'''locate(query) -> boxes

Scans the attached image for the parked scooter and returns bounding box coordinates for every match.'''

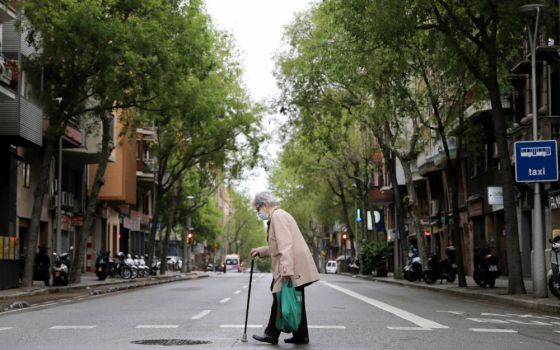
[95,251,111,281]
[114,252,133,279]
[133,254,149,277]
[51,247,73,286]
[125,254,138,278]
[548,236,560,299]
[403,246,422,282]
[52,251,69,286]
[423,246,457,284]
[473,247,501,288]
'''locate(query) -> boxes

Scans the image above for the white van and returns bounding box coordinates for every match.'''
[326,260,337,274]
[224,254,240,273]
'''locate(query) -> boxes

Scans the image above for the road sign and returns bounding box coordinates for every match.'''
[514,140,558,182]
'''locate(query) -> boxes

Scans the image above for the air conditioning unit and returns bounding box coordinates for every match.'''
[61,191,68,206]
[430,200,439,215]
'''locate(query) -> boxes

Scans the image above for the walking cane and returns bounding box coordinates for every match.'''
[241,258,255,342]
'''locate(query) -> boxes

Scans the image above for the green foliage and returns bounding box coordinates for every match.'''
[360,240,392,276]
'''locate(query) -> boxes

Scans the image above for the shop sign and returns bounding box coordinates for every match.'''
[71,215,84,226]
[487,186,503,205]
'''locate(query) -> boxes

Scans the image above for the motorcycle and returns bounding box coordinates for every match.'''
[52,252,69,286]
[548,236,560,299]
[423,246,457,284]
[114,252,133,279]
[403,247,422,282]
[473,247,501,288]
[133,254,149,277]
[125,254,138,278]
[95,251,111,281]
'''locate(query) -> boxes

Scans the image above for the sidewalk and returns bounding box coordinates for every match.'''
[350,273,560,314]
[0,271,208,303]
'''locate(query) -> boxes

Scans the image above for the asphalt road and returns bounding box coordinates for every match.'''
[1,272,559,349]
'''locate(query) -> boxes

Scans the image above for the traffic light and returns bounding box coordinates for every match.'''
[342,233,347,241]
[187,231,193,244]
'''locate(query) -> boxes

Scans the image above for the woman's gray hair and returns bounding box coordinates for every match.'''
[252,191,280,207]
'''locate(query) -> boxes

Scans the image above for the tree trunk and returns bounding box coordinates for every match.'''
[70,112,114,284]
[159,179,183,274]
[400,158,428,269]
[22,137,57,287]
[385,148,406,279]
[146,171,163,270]
[486,76,526,294]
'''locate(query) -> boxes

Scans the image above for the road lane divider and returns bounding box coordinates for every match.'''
[49,325,97,329]
[220,297,231,303]
[0,327,13,331]
[320,281,448,330]
[469,328,517,333]
[192,310,211,320]
[136,325,179,329]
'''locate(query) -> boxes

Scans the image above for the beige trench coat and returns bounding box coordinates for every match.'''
[254,208,320,293]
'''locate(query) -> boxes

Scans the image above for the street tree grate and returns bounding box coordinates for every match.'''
[131,339,212,346]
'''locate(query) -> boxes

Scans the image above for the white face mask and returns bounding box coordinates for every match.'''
[257,210,269,221]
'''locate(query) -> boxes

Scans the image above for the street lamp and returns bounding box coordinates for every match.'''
[520,3,547,297]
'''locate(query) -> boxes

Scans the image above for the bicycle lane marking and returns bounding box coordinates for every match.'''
[320,281,449,330]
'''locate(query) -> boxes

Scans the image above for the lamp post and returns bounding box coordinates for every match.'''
[182,195,194,273]
[520,3,547,298]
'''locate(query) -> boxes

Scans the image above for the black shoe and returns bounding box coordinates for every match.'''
[252,334,278,344]
[284,337,309,344]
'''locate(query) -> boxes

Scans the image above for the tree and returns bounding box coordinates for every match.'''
[19,0,186,286]
[414,0,527,294]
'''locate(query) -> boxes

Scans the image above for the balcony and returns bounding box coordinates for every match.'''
[0,1,16,22]
[368,187,393,205]
[464,97,511,120]
[0,94,42,146]
[2,19,36,58]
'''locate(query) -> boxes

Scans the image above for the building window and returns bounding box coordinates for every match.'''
[23,162,31,188]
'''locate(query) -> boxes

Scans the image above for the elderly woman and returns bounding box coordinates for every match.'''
[250,191,320,345]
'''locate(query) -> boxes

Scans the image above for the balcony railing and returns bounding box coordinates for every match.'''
[2,19,36,58]
[0,95,42,146]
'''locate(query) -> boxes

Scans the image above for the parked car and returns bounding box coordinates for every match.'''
[326,260,337,274]
[224,254,241,273]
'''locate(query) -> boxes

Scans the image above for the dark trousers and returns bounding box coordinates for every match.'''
[264,281,308,339]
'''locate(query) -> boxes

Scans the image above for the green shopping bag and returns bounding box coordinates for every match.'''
[274,280,302,332]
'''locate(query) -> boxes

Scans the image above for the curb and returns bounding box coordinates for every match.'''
[0,273,208,302]
[346,273,560,314]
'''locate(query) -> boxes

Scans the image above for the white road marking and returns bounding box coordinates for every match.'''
[387,327,432,331]
[60,299,73,303]
[320,281,448,330]
[192,310,212,320]
[219,324,345,329]
[467,318,510,324]
[0,327,13,331]
[555,331,560,334]
[481,312,549,320]
[220,297,231,303]
[136,325,179,329]
[234,290,241,295]
[242,285,248,289]
[469,328,518,333]
[507,319,552,326]
[437,310,464,315]
[50,325,97,329]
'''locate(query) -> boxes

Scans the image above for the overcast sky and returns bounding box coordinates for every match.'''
[204,0,316,199]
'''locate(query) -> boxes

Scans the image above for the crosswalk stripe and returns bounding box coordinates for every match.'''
[469,328,517,333]
[50,325,96,329]
[320,281,448,330]
[0,327,13,331]
[220,297,231,303]
[387,327,432,331]
[136,325,179,329]
[308,325,346,329]
[220,325,262,328]
[192,310,211,320]
[234,290,241,295]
